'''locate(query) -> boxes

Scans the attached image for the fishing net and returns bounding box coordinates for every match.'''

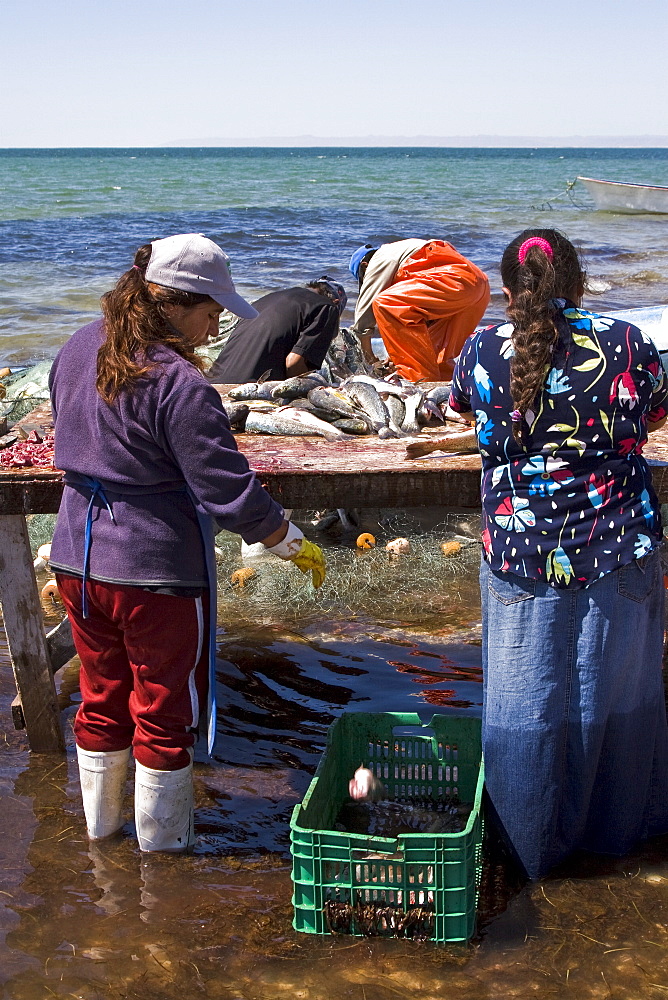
[215,511,482,631]
[1,361,53,401]
[26,514,58,553]
[197,313,241,369]
[0,396,50,429]
[20,504,483,633]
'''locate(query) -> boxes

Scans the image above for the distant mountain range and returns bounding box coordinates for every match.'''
[162,135,668,148]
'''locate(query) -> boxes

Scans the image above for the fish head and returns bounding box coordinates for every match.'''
[229,383,257,400]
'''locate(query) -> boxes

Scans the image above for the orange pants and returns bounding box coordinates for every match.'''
[372,241,490,382]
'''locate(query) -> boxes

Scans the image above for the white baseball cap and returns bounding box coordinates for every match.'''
[145,233,258,319]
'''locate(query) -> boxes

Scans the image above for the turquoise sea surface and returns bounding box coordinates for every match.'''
[1,146,667,364]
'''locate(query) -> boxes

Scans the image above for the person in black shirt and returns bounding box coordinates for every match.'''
[206,278,347,383]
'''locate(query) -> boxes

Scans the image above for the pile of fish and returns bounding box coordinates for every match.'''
[225,372,452,441]
[335,796,472,837]
[218,326,454,441]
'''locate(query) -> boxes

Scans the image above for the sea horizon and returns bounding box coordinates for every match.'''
[1,136,668,150]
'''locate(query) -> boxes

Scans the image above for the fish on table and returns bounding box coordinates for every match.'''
[222,402,250,428]
[219,343,458,441]
[228,379,284,401]
[307,386,372,427]
[339,381,397,438]
[332,417,370,434]
[244,406,349,442]
[270,372,329,399]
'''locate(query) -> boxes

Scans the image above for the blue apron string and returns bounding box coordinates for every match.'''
[187,490,218,756]
[81,477,115,620]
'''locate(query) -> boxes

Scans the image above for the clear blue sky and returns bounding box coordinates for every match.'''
[2,0,667,146]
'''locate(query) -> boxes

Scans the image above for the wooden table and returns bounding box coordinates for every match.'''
[3,390,668,752]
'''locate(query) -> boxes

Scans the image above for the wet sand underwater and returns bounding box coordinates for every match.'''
[2,513,668,998]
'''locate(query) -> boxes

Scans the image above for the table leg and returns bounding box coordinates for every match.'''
[0,514,64,752]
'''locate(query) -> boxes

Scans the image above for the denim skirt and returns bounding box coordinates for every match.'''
[480,549,668,879]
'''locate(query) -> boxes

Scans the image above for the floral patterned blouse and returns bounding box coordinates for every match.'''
[450,299,668,588]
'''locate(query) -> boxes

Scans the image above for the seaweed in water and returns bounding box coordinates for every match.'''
[323,894,435,941]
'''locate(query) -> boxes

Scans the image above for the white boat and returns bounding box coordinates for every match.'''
[577,176,668,214]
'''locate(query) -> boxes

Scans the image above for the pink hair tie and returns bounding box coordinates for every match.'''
[510,409,523,422]
[518,237,553,265]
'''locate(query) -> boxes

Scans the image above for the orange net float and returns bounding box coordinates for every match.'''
[356,533,376,551]
[40,579,61,603]
[440,540,463,558]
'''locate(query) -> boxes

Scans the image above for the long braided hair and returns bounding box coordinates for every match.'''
[97,243,210,404]
[501,228,585,445]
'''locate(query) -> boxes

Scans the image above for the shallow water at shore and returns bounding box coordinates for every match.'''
[2,536,668,999]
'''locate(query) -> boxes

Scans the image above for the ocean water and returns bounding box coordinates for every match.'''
[1,146,668,365]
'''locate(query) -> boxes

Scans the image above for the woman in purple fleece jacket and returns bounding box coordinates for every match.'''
[49,234,325,853]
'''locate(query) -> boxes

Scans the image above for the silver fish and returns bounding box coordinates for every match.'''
[271,373,329,399]
[336,798,471,837]
[426,384,452,407]
[346,374,410,398]
[245,408,347,441]
[276,406,351,441]
[289,399,341,422]
[223,402,249,428]
[401,394,422,434]
[342,381,394,435]
[382,394,407,437]
[308,386,371,424]
[228,380,284,401]
[418,399,445,426]
[349,766,386,802]
[332,417,371,434]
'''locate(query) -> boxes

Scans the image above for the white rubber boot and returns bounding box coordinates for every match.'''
[77,745,131,840]
[134,758,194,853]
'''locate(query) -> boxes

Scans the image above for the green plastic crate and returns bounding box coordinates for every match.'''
[290,711,484,944]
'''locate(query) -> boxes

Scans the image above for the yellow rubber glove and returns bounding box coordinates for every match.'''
[264,521,326,589]
[289,538,326,589]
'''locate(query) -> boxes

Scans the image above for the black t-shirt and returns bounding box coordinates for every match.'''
[206,287,338,383]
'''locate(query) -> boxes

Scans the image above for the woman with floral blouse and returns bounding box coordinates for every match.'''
[449,228,668,879]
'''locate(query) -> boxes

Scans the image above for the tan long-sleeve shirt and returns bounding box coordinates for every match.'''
[351,239,429,335]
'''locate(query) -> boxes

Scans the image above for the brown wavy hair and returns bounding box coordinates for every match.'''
[501,228,585,445]
[97,243,210,403]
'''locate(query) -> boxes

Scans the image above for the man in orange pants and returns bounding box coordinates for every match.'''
[349,239,490,382]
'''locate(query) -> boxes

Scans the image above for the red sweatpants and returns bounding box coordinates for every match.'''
[372,241,490,382]
[57,575,209,771]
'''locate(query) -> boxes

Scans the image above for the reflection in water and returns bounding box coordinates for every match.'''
[2,556,668,998]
